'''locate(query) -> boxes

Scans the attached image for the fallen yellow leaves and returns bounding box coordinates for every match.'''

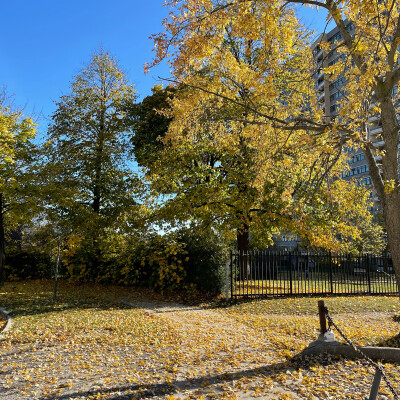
[1,281,399,399]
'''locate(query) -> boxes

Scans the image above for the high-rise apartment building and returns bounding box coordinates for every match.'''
[274,23,388,249]
[311,24,381,214]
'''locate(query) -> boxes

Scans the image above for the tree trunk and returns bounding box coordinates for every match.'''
[91,118,105,275]
[92,151,102,214]
[367,93,400,290]
[0,194,4,287]
[237,223,250,280]
[53,236,61,301]
[92,118,104,214]
[384,197,400,290]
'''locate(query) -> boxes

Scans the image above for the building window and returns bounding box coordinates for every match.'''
[350,153,365,163]
[329,31,342,44]
[330,91,344,102]
[330,104,340,113]
[312,46,321,57]
[328,54,346,66]
[329,77,347,90]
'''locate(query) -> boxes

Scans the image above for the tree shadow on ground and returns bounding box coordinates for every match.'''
[38,362,289,400]
[0,297,135,319]
[375,333,400,348]
[369,314,400,348]
[37,353,343,400]
[0,281,157,319]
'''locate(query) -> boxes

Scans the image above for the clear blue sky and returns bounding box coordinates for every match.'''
[0,1,329,136]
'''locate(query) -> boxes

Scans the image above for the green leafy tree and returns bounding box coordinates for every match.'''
[0,90,38,285]
[44,50,141,279]
[131,85,176,168]
[348,217,386,255]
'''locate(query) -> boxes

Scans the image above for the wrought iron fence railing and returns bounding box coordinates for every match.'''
[230,251,398,299]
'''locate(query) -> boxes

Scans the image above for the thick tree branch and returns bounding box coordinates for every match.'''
[388,66,400,90]
[329,4,367,74]
[374,0,397,59]
[364,143,385,204]
[388,14,400,70]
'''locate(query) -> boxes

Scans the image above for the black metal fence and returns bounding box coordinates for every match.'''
[230,251,399,299]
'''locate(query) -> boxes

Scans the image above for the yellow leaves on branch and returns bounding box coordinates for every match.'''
[384,179,397,194]
[0,107,36,166]
[146,0,394,251]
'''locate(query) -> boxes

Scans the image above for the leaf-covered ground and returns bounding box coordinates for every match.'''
[1,281,400,399]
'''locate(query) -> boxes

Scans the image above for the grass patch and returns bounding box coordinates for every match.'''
[227,296,400,315]
[232,278,398,297]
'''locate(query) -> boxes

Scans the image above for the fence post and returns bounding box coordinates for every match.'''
[289,251,293,295]
[318,300,327,334]
[329,251,334,294]
[366,253,371,294]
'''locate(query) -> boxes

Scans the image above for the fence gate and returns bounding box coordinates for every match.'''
[230,251,398,299]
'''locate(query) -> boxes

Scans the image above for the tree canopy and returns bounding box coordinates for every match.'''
[0,89,38,285]
[44,50,143,279]
[148,0,378,253]
[131,85,176,168]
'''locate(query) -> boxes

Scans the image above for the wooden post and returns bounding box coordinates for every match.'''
[368,368,382,400]
[318,300,327,334]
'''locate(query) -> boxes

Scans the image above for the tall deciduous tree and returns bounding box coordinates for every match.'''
[151,1,400,286]
[44,50,140,279]
[0,90,38,286]
[149,2,375,260]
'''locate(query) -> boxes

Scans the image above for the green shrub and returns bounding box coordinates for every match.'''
[5,249,53,280]
[46,226,229,294]
[177,228,228,294]
[117,228,228,294]
[117,233,188,290]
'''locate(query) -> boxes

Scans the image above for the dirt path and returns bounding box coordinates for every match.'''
[127,300,306,399]
[0,298,307,400]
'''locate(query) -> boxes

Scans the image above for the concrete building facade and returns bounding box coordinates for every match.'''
[311,23,382,215]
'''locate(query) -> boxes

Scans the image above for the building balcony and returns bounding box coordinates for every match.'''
[369,101,378,110]
[373,140,385,148]
[369,126,383,135]
[317,80,325,90]
[368,114,380,123]
[316,49,324,60]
